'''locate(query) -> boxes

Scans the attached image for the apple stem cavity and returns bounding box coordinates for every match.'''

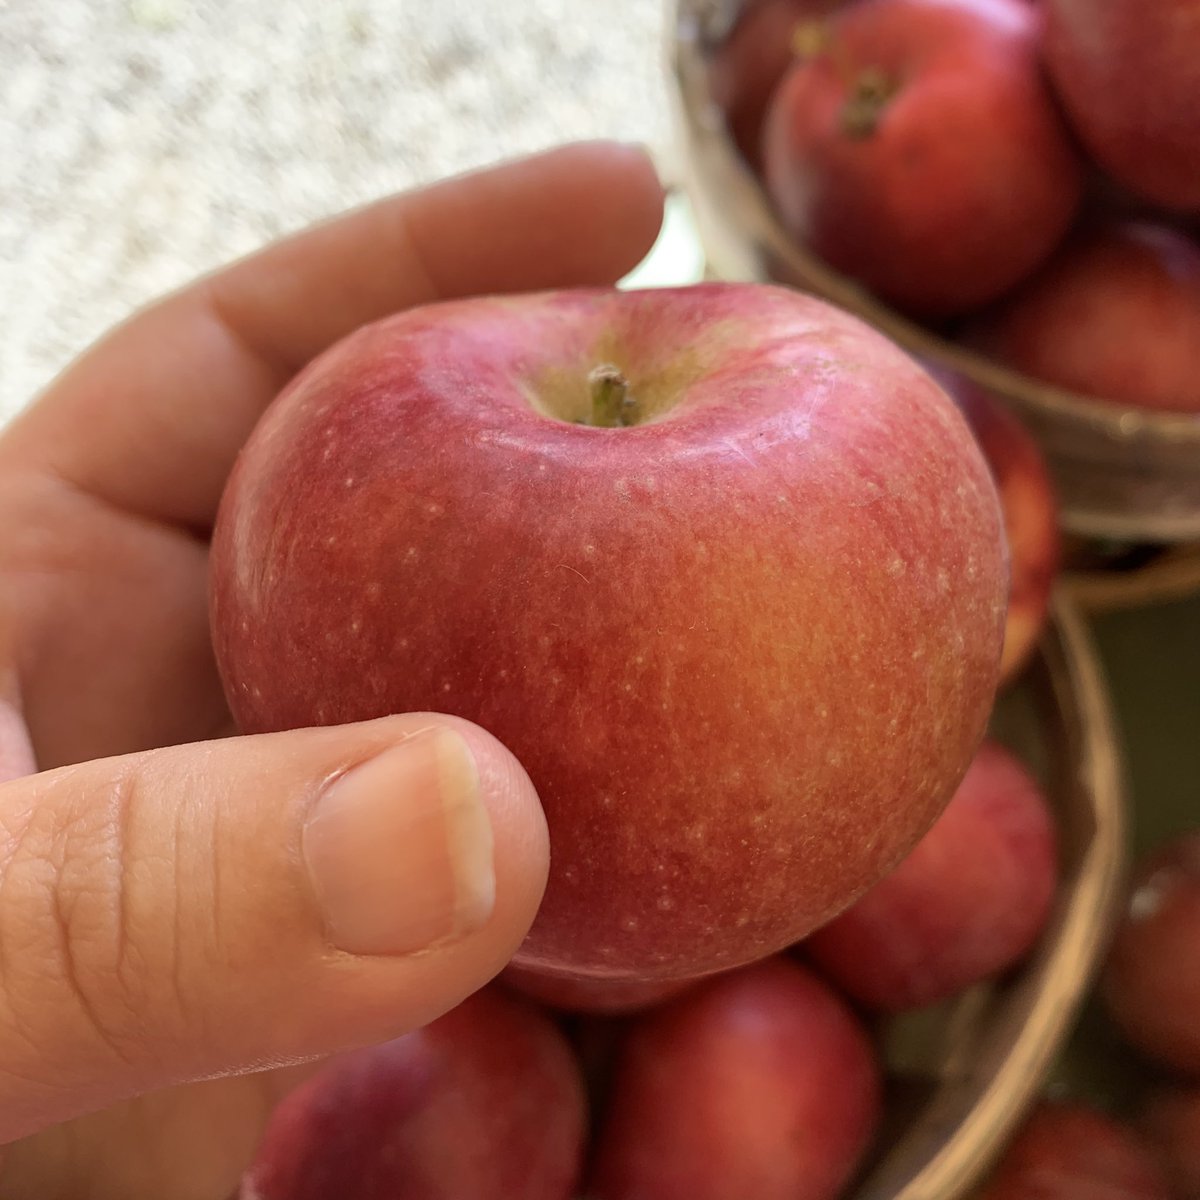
[587,364,640,428]
[840,68,897,139]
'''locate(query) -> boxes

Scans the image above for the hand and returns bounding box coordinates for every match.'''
[0,141,664,1197]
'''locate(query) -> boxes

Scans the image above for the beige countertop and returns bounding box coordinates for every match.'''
[1,0,679,423]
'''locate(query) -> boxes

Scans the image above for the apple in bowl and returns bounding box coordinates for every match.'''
[209,282,1007,984]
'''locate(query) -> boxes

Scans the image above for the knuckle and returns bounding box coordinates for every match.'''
[0,762,171,1068]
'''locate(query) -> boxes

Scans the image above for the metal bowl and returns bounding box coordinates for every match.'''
[666,0,1200,545]
[840,590,1127,1199]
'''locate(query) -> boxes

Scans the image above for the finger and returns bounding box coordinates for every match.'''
[0,714,549,1141]
[3,141,664,532]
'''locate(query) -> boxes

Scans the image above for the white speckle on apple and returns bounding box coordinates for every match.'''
[735,914,750,928]
[441,682,452,693]
[343,476,355,488]
[349,619,362,634]
[621,916,639,932]
[614,477,630,498]
[398,637,409,650]
[321,446,333,461]
[887,557,905,576]
[657,894,676,912]
[365,582,381,600]
[686,823,708,843]
[252,686,262,699]
[404,547,418,562]
[623,683,633,693]
[498,668,509,680]
[426,502,443,517]
[818,705,829,719]
[240,619,249,632]
[324,534,337,547]
[937,569,951,592]
[601,795,614,809]
[583,544,597,556]
[827,749,844,766]
[564,867,578,883]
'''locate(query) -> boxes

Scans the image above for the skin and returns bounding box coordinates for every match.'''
[762,0,1083,317]
[0,142,663,1199]
[209,282,1009,983]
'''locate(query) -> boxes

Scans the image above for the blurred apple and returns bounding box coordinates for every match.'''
[241,987,586,1200]
[967,221,1200,413]
[1142,1088,1200,1200]
[1043,0,1200,211]
[710,0,843,170]
[762,0,1083,317]
[587,958,881,1200]
[210,282,1007,984]
[805,739,1057,1011]
[927,365,1060,683]
[1103,832,1200,1075]
[977,1103,1172,1200]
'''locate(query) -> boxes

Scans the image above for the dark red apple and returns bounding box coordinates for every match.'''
[967,221,1200,413]
[709,0,843,170]
[587,958,881,1200]
[804,738,1057,1011]
[761,0,1084,317]
[1102,832,1200,1075]
[976,1103,1173,1200]
[240,986,586,1200]
[1043,0,1200,212]
[927,365,1061,683]
[1142,1088,1200,1200]
[210,283,1008,983]
[502,963,697,1015]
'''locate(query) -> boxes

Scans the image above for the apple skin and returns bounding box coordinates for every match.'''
[1142,1089,1200,1200]
[967,221,1200,414]
[501,963,698,1015]
[927,365,1060,684]
[210,282,1007,983]
[240,986,586,1200]
[1102,832,1200,1075]
[761,0,1084,318]
[804,738,1057,1011]
[1043,0,1200,212]
[976,1103,1173,1200]
[710,0,843,171]
[586,958,881,1200]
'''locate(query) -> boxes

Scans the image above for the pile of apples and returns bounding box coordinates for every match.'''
[713,0,1200,415]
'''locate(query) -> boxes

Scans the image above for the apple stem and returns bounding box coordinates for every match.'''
[588,364,638,427]
[840,68,896,139]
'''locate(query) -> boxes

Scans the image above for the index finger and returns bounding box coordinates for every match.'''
[3,142,665,532]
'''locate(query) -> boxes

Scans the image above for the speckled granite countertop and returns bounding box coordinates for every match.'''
[1,0,679,424]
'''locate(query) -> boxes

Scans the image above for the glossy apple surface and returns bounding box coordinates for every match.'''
[762,0,1083,317]
[210,282,1007,982]
[1102,832,1200,1074]
[968,221,1200,413]
[928,365,1060,683]
[805,738,1057,1010]
[977,1103,1172,1200]
[502,963,697,1015]
[241,987,586,1200]
[1043,0,1200,211]
[587,958,881,1200]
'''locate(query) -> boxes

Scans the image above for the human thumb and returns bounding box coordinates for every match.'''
[0,713,549,1142]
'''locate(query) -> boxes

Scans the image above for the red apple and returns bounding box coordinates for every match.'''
[804,738,1057,1011]
[587,958,881,1200]
[241,986,586,1200]
[967,221,1200,413]
[1142,1088,1200,1200]
[710,0,844,170]
[1102,832,1200,1075]
[1043,0,1200,212]
[976,1103,1173,1200]
[927,365,1061,683]
[761,0,1084,317]
[502,963,698,1015]
[210,282,1008,983]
